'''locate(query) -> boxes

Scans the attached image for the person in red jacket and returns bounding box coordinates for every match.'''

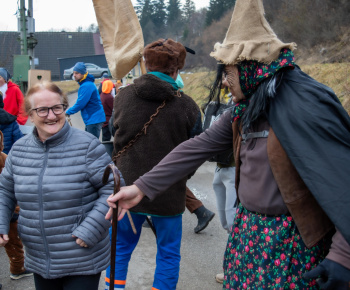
[0,68,28,125]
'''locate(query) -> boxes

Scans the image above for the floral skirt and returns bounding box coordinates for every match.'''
[223,204,330,289]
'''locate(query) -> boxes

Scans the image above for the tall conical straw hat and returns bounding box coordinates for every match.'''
[210,0,296,65]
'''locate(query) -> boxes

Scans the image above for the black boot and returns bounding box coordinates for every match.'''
[193,206,215,233]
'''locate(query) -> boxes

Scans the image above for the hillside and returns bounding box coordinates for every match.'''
[181,63,350,116]
[54,63,349,116]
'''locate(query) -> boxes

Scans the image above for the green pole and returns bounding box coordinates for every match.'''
[20,0,27,55]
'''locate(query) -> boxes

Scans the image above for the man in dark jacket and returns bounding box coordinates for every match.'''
[105,39,202,290]
[66,62,106,139]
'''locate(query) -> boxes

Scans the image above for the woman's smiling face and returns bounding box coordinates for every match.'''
[29,89,66,142]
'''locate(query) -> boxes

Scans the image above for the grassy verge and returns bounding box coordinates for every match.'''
[53,63,350,115]
[181,63,350,115]
[53,79,103,96]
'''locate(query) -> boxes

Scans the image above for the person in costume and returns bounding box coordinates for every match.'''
[105,38,203,290]
[106,1,350,289]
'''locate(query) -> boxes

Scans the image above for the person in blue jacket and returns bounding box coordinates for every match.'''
[66,62,106,139]
[0,92,23,154]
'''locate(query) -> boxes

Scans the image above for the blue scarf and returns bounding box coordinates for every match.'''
[148,72,179,90]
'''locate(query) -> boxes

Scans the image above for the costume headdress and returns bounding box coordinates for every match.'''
[210,0,297,121]
[210,0,296,65]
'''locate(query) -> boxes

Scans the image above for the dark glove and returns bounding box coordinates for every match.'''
[303,258,350,289]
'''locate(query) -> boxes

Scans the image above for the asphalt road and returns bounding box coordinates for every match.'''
[0,92,228,290]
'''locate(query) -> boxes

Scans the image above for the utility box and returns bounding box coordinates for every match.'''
[28,69,51,88]
[13,55,30,83]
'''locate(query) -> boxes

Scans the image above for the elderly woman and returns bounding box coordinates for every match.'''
[0,81,123,290]
[106,1,350,289]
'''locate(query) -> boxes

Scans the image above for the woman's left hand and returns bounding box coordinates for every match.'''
[72,235,88,248]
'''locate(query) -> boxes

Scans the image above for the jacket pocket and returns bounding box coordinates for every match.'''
[71,213,86,232]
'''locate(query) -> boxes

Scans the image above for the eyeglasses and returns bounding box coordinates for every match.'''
[31,104,67,117]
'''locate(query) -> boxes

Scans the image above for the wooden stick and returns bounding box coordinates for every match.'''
[102,164,121,290]
[140,58,147,75]
[127,210,137,234]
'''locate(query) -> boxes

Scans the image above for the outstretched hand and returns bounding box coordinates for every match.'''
[105,185,145,221]
[303,258,350,289]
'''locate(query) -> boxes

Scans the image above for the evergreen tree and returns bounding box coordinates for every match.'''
[167,0,183,40]
[205,0,235,27]
[182,0,196,41]
[135,0,155,43]
[151,0,167,37]
[135,0,146,18]
[139,0,154,28]
[183,0,196,22]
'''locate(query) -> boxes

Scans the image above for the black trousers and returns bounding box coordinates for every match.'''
[33,272,101,290]
[102,126,112,142]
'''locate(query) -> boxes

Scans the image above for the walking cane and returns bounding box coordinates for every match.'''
[103,164,121,290]
[103,164,137,290]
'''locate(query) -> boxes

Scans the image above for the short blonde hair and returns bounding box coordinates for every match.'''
[25,81,69,115]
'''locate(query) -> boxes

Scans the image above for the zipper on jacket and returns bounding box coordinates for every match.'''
[38,144,51,277]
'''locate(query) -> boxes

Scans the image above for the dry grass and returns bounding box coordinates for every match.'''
[181,63,350,115]
[53,79,104,96]
[301,63,350,115]
[54,63,350,116]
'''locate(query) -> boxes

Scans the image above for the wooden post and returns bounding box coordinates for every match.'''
[139,58,147,75]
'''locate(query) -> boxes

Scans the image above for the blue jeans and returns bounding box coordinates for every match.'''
[106,213,182,290]
[85,122,103,139]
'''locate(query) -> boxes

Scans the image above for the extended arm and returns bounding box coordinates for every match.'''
[106,110,234,220]
[66,85,92,115]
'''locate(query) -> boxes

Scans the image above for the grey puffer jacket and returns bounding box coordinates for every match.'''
[0,121,123,279]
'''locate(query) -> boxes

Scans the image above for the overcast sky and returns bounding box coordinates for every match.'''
[0,0,209,32]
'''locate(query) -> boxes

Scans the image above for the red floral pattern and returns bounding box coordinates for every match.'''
[232,48,295,122]
[223,204,330,289]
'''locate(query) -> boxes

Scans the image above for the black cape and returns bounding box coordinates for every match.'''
[268,66,350,245]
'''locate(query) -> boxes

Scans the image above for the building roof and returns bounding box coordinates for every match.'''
[0,31,105,80]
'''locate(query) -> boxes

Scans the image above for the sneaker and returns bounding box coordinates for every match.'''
[215,273,224,284]
[10,270,33,280]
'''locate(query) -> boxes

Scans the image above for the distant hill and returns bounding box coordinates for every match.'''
[181,63,350,116]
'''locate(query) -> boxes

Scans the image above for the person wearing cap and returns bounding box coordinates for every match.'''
[66,62,106,139]
[106,1,350,289]
[0,68,28,125]
[115,79,123,95]
[100,80,114,141]
[98,72,115,96]
[105,38,203,290]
